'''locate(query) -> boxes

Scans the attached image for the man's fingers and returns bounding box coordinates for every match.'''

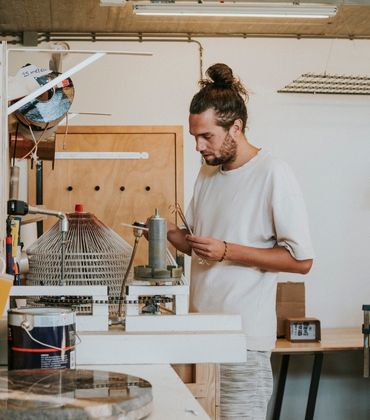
[190,242,210,253]
[186,235,210,245]
[186,235,224,261]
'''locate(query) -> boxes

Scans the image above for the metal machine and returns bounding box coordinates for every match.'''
[7,199,68,285]
[6,201,189,333]
[125,209,188,321]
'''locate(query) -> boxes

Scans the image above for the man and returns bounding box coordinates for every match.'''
[167,63,314,419]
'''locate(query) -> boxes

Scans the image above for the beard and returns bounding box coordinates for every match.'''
[203,133,237,166]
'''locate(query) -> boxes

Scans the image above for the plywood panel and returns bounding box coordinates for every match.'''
[173,363,219,420]
[193,364,218,420]
[28,125,183,266]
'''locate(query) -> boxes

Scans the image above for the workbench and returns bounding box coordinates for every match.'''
[0,314,246,419]
[272,328,363,420]
[82,364,211,419]
[0,364,210,419]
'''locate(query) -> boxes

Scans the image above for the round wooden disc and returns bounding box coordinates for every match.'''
[0,368,153,419]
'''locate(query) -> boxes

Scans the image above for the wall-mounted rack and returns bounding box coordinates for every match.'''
[278,73,370,95]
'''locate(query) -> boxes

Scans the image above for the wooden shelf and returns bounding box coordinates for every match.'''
[274,327,363,353]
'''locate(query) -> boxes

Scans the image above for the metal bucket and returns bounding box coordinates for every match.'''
[8,307,76,370]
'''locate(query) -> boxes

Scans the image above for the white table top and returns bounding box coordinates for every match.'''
[82,364,211,420]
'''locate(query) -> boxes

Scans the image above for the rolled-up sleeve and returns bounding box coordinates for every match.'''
[271,163,314,260]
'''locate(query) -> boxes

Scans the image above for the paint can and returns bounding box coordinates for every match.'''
[8,307,76,370]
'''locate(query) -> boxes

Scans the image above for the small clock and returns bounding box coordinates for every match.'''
[285,317,321,342]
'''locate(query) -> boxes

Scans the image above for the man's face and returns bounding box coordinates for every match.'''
[189,108,237,167]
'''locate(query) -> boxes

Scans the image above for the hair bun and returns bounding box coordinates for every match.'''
[206,63,234,88]
[200,63,247,98]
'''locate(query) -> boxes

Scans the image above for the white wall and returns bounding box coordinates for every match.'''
[7,37,370,418]
[201,38,370,330]
[9,37,370,329]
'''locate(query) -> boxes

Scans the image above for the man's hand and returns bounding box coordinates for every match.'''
[166,223,192,256]
[186,234,226,262]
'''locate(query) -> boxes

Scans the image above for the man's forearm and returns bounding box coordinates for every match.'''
[186,234,312,274]
[225,243,313,274]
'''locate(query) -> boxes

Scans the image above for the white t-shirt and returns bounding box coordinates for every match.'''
[186,149,314,351]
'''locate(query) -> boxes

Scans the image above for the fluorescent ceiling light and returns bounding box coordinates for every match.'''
[100,0,127,6]
[133,2,338,18]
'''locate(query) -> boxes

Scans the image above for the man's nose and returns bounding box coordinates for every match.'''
[196,139,206,152]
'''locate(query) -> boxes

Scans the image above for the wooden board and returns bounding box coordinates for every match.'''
[2,2,370,38]
[28,125,183,265]
[173,363,219,420]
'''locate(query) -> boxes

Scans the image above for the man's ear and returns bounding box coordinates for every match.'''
[231,118,243,136]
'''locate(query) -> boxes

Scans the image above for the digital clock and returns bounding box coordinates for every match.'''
[285,317,321,342]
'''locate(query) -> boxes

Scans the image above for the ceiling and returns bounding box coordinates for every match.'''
[1,0,370,43]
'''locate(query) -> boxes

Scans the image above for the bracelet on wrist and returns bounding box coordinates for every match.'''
[219,241,228,262]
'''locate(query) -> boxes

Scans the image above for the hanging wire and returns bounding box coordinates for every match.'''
[323,38,335,76]
[62,112,69,150]
[16,123,50,161]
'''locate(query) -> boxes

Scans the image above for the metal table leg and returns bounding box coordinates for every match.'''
[305,352,324,420]
[272,354,290,420]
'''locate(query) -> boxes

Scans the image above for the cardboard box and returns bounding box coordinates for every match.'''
[276,282,305,338]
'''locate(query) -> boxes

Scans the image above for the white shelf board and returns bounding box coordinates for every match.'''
[76,329,246,365]
[125,313,242,332]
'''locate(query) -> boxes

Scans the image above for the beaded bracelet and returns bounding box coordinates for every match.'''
[219,241,228,262]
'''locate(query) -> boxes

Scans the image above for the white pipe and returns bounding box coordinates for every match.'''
[8,48,152,55]
[55,152,149,160]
